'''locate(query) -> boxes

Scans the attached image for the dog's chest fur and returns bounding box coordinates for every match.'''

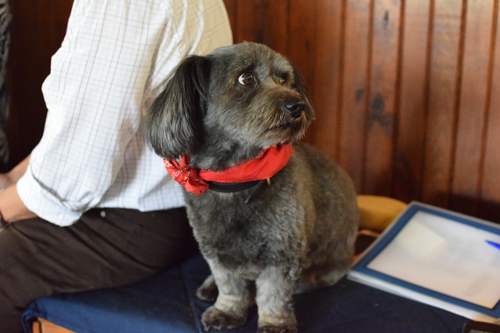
[184,155,308,277]
[181,142,358,288]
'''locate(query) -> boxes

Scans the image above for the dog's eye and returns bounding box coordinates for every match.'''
[238,72,255,86]
[279,77,286,85]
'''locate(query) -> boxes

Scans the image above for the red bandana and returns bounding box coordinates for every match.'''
[164,145,293,195]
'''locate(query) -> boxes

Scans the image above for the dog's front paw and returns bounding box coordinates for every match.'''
[257,324,298,333]
[197,275,218,301]
[202,305,247,331]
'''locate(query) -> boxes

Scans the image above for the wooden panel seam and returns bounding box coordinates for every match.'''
[448,0,467,202]
[477,0,500,202]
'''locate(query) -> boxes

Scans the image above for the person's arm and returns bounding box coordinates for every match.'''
[15,0,189,226]
[0,155,30,191]
[0,184,36,223]
[12,0,231,227]
[0,155,36,223]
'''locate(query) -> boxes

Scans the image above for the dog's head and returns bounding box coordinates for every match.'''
[146,42,314,167]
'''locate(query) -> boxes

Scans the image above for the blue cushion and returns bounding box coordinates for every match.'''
[23,253,467,333]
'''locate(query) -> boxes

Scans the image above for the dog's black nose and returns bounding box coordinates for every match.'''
[284,101,305,118]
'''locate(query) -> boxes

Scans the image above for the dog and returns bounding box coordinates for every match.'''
[146,42,359,333]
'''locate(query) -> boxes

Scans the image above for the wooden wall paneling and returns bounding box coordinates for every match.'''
[308,0,344,160]
[421,0,463,208]
[287,0,317,144]
[7,1,40,165]
[479,0,500,223]
[287,0,316,74]
[450,0,496,216]
[338,0,372,192]
[363,0,402,196]
[222,0,237,40]
[6,0,73,166]
[55,0,74,37]
[7,0,500,217]
[233,0,289,55]
[34,0,55,78]
[393,0,431,203]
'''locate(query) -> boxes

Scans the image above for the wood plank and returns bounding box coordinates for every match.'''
[222,0,237,42]
[479,0,500,223]
[308,0,344,160]
[450,0,495,216]
[288,0,316,144]
[6,0,73,167]
[6,1,44,165]
[393,0,431,203]
[363,0,402,196]
[234,0,289,54]
[34,318,76,333]
[36,0,55,65]
[421,0,463,208]
[338,0,372,192]
[287,0,316,82]
[55,0,75,41]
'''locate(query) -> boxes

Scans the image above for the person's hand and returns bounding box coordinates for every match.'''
[0,173,13,193]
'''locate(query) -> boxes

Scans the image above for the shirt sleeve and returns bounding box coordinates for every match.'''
[16,0,211,226]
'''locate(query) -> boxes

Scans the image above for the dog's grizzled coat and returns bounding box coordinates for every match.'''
[146,42,359,333]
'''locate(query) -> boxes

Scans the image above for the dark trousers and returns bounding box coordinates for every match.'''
[0,207,197,333]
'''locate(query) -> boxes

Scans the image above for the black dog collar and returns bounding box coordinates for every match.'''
[206,180,261,193]
[206,178,271,204]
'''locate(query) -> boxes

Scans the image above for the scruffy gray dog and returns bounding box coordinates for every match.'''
[146,42,359,333]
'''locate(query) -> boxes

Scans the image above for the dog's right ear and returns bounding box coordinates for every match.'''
[146,55,210,160]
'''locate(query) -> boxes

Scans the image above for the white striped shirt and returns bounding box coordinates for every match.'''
[16,0,232,226]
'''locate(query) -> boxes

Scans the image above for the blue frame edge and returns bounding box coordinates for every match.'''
[352,201,500,318]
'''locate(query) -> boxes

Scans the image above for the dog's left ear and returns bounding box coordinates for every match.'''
[146,55,210,160]
[292,64,315,119]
